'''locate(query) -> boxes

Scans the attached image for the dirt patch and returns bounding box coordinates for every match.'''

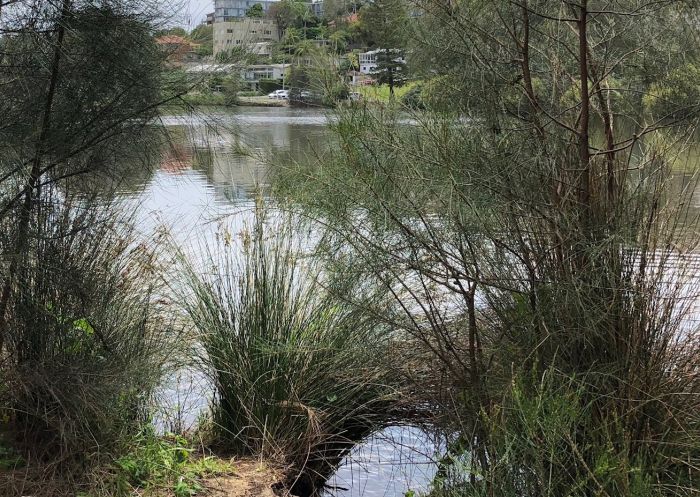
[204,459,285,497]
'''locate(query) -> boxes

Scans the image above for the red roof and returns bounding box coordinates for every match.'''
[155,35,191,45]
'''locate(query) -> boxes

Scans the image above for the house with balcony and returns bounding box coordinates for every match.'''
[358,49,406,75]
[214,0,279,21]
[242,63,290,89]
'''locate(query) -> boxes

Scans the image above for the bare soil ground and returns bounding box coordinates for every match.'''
[203,459,284,497]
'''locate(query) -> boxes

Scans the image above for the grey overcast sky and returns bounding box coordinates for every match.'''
[181,0,214,28]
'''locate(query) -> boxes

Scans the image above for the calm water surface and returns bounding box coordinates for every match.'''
[112,106,439,497]
[115,106,700,497]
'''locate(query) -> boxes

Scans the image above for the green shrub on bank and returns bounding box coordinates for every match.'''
[401,83,424,109]
[278,101,700,497]
[104,427,232,497]
[178,209,401,488]
[180,91,226,106]
[0,199,178,463]
[432,367,693,497]
[644,63,700,119]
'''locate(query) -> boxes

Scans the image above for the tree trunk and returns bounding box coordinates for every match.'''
[0,0,72,354]
[576,1,591,217]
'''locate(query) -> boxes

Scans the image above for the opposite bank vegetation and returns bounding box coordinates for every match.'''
[0,1,699,497]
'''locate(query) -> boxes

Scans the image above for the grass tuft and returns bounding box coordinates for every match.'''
[177,207,402,491]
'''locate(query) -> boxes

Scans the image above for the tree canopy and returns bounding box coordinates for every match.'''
[246,3,264,17]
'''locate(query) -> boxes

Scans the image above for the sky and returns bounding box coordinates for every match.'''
[179,0,214,29]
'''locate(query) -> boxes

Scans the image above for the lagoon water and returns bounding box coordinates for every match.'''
[110,105,700,497]
[109,105,439,497]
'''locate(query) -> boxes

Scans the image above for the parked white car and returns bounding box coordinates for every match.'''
[267,89,289,99]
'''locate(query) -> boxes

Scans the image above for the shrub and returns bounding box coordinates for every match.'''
[323,83,350,106]
[178,209,401,491]
[278,104,700,497]
[107,427,231,496]
[221,77,240,106]
[420,75,464,112]
[401,83,424,109]
[643,63,700,119]
[0,198,177,462]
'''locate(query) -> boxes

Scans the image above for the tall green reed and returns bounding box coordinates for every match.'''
[178,208,402,492]
[0,196,177,463]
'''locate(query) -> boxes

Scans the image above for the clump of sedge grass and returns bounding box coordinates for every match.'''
[178,208,401,492]
[0,197,178,477]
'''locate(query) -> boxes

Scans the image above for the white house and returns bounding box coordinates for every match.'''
[358,50,378,74]
[358,49,406,74]
[184,63,290,91]
[241,63,290,89]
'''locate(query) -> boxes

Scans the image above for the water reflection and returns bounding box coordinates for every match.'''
[110,108,700,497]
[159,108,329,206]
[324,426,443,497]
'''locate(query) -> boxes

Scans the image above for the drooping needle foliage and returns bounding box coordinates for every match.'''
[276,1,700,495]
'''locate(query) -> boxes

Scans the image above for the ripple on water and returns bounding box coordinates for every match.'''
[324,426,442,497]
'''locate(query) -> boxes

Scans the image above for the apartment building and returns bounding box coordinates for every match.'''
[213,18,280,56]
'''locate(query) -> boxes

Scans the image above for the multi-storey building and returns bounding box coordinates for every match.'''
[309,0,323,17]
[358,49,406,74]
[213,18,280,56]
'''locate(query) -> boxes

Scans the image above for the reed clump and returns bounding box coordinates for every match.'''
[0,198,176,473]
[178,210,402,492]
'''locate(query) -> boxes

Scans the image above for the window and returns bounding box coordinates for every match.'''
[227,28,233,33]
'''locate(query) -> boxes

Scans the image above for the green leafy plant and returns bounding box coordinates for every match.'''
[111,427,231,496]
[0,442,24,470]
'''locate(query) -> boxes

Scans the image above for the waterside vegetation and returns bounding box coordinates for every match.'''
[0,1,699,497]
